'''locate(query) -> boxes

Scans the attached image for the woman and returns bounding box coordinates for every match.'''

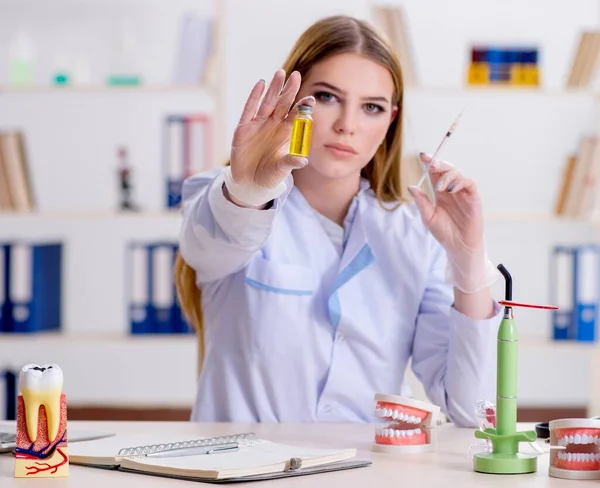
[175,14,501,427]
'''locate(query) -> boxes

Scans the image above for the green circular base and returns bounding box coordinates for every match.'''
[473,452,537,474]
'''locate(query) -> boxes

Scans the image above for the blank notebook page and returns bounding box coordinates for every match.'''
[70,434,199,462]
[125,440,356,472]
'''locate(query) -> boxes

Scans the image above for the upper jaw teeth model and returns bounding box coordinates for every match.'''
[372,393,441,453]
[548,418,600,480]
[19,363,64,443]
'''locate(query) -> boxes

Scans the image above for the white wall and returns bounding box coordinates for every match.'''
[383,0,600,89]
[0,0,214,86]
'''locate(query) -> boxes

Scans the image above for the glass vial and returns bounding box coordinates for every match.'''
[289,104,313,157]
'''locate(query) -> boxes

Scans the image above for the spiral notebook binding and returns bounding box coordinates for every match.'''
[116,432,259,457]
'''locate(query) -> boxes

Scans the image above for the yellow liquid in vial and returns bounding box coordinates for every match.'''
[289,117,313,157]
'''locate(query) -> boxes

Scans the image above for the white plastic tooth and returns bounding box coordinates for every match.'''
[582,434,589,444]
[395,430,401,438]
[574,434,582,444]
[406,429,414,437]
[386,408,392,418]
[392,410,399,420]
[415,428,422,435]
[19,364,63,443]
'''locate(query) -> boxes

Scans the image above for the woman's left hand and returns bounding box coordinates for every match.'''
[408,153,483,255]
[408,153,498,293]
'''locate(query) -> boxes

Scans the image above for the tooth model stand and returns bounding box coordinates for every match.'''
[14,364,69,478]
[473,264,558,475]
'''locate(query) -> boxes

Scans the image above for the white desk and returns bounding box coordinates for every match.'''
[0,420,567,486]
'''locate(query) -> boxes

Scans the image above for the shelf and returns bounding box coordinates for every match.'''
[483,212,600,223]
[0,84,215,94]
[1,84,595,97]
[0,210,182,220]
[0,332,592,407]
[0,332,195,342]
[0,211,597,226]
[406,85,600,96]
[0,334,198,405]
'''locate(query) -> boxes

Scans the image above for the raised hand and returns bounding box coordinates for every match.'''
[408,153,483,256]
[230,69,315,190]
[408,154,498,294]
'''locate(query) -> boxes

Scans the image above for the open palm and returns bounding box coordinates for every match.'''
[409,155,484,257]
[230,69,315,190]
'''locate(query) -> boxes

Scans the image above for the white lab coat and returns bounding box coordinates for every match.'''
[179,167,501,427]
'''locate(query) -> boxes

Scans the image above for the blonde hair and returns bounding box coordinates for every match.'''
[175,14,406,373]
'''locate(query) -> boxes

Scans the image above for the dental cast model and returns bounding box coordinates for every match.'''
[372,393,441,453]
[14,363,69,478]
[548,418,600,480]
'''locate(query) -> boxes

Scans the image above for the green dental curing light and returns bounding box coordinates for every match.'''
[473,264,558,475]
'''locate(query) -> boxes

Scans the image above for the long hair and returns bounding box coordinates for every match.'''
[175,14,406,373]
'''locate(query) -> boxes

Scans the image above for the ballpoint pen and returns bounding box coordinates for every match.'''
[143,442,239,458]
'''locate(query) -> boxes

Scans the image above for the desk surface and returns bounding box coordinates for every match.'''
[0,420,570,486]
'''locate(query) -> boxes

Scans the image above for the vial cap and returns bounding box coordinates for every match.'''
[297,104,313,114]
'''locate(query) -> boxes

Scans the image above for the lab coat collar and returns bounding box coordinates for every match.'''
[287,176,376,282]
[336,187,375,288]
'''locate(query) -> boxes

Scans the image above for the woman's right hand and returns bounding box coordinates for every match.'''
[230,69,315,191]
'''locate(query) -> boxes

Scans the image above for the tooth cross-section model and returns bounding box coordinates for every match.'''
[14,363,69,478]
[372,393,442,453]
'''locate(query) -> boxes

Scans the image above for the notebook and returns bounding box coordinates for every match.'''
[68,431,371,483]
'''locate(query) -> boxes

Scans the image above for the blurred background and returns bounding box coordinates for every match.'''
[1,0,600,423]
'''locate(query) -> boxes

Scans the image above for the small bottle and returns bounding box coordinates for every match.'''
[289,104,313,157]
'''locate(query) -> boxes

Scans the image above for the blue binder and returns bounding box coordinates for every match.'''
[150,242,177,334]
[127,242,153,334]
[0,244,7,333]
[128,241,192,334]
[3,241,62,333]
[550,245,575,340]
[573,244,600,342]
[550,244,600,342]
[2,370,17,421]
[164,115,186,209]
